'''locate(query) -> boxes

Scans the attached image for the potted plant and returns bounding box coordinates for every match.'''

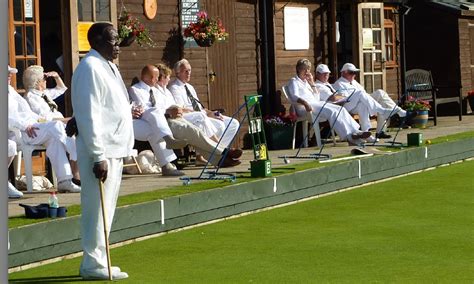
[183,11,229,47]
[118,11,155,47]
[263,112,297,150]
[403,96,432,128]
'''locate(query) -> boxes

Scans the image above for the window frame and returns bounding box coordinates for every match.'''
[383,6,398,68]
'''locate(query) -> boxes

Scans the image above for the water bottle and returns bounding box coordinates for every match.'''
[48,191,59,208]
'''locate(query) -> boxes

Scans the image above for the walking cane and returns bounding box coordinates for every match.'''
[99,180,113,280]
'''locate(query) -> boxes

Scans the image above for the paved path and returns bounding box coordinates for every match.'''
[9,115,474,217]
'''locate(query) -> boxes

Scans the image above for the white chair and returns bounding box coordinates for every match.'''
[12,129,57,193]
[281,85,336,149]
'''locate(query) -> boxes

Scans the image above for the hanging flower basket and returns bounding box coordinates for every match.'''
[183,11,229,48]
[118,10,155,48]
[195,37,215,47]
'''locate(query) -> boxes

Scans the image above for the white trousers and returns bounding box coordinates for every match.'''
[300,102,360,141]
[343,89,388,132]
[8,139,16,157]
[22,120,75,182]
[371,89,403,132]
[182,111,218,138]
[133,119,177,166]
[167,118,225,165]
[209,115,239,147]
[140,108,173,140]
[79,157,123,273]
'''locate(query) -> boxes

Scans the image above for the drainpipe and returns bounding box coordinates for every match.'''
[399,1,411,100]
[258,0,276,115]
[329,0,338,79]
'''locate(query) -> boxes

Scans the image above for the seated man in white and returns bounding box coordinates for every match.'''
[156,63,220,165]
[128,64,185,176]
[287,59,372,146]
[8,65,80,193]
[22,65,81,184]
[168,59,240,148]
[164,105,243,167]
[332,63,407,139]
[7,139,23,198]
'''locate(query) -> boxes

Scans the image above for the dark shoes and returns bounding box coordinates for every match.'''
[376,131,392,139]
[351,131,371,140]
[226,148,243,159]
[220,157,242,168]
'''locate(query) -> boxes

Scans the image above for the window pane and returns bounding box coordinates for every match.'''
[363,53,373,72]
[96,0,110,21]
[373,30,381,49]
[24,0,35,21]
[78,0,93,21]
[386,46,393,62]
[13,0,22,21]
[364,75,373,93]
[27,59,37,68]
[14,26,24,56]
[25,25,36,55]
[374,53,383,71]
[374,74,383,90]
[385,28,392,44]
[362,9,370,28]
[372,9,381,28]
[15,60,26,90]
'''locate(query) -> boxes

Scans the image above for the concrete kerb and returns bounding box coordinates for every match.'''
[8,137,474,270]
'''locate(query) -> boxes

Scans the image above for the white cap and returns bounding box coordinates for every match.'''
[8,65,18,74]
[340,63,360,72]
[316,64,331,74]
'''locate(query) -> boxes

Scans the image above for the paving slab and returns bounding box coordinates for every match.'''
[8,115,474,217]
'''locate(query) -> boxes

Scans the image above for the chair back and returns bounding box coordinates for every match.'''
[281,85,307,118]
[405,69,434,101]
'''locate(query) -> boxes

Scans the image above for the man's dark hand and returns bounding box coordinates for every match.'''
[65,117,78,137]
[93,161,108,182]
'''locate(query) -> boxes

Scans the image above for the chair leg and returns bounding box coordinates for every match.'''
[458,99,463,121]
[24,150,34,193]
[132,156,142,174]
[14,151,22,188]
[312,122,322,148]
[302,121,309,148]
[292,123,297,150]
[331,129,337,146]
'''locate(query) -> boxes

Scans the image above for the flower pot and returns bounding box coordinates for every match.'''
[264,125,293,150]
[119,34,136,47]
[194,37,214,47]
[411,110,429,129]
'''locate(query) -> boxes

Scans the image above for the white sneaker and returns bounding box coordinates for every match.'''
[8,182,23,198]
[365,135,379,143]
[347,136,362,146]
[57,179,81,193]
[80,267,129,280]
[397,108,407,117]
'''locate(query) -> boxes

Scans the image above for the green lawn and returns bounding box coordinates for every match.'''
[9,160,474,283]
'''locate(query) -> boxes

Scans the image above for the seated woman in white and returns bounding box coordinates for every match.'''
[287,59,372,145]
[22,65,81,186]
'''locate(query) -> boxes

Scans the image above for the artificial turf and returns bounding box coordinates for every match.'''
[9,160,474,283]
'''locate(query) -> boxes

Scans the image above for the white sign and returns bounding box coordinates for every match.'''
[362,28,374,49]
[284,7,309,50]
[24,0,33,18]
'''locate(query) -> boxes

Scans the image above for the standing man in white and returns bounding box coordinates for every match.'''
[71,23,132,280]
[169,59,240,148]
[333,63,407,139]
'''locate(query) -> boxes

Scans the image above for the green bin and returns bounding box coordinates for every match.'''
[407,133,423,146]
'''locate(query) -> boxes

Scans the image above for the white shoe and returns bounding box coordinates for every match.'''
[80,267,129,280]
[8,182,23,198]
[57,179,81,193]
[397,108,407,117]
[365,135,379,143]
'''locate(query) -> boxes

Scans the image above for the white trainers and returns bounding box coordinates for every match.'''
[397,108,407,117]
[57,179,81,193]
[8,182,23,198]
[80,267,129,280]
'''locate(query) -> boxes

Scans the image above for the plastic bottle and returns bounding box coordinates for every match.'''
[48,191,59,208]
